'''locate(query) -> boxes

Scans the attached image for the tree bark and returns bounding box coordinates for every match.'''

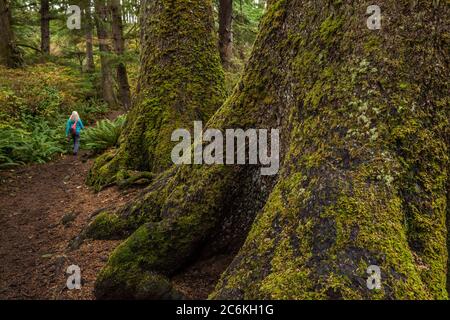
[40,0,50,54]
[0,0,22,67]
[86,0,226,191]
[91,0,449,300]
[84,0,95,73]
[218,0,233,67]
[110,0,131,110]
[94,0,117,107]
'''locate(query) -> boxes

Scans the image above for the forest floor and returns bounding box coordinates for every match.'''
[0,152,231,299]
[0,153,136,299]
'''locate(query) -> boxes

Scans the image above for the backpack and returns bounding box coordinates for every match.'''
[70,120,78,135]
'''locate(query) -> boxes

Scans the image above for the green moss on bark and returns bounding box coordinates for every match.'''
[94,164,241,298]
[94,0,449,300]
[87,0,226,191]
[211,0,449,299]
[85,168,176,240]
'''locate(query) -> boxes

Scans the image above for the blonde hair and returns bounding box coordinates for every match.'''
[70,111,79,122]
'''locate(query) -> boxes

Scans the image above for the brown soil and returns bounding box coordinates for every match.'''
[0,152,232,300]
[172,254,234,299]
[0,153,139,299]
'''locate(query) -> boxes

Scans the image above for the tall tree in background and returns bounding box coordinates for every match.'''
[110,0,131,109]
[86,0,226,190]
[40,0,50,54]
[218,0,233,66]
[84,0,95,73]
[94,0,116,106]
[86,0,449,300]
[0,0,22,67]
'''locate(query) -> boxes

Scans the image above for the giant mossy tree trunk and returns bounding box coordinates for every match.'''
[86,0,226,190]
[91,0,449,299]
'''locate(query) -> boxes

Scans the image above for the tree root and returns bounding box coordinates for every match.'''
[117,171,154,189]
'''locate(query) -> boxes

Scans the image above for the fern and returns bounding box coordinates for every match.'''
[82,115,126,152]
[0,121,65,168]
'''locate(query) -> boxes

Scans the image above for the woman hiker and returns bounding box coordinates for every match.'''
[66,111,84,156]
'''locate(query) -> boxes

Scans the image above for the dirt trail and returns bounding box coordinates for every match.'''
[0,151,233,300]
[0,153,139,299]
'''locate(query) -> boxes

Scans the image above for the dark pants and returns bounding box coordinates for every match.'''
[71,133,80,155]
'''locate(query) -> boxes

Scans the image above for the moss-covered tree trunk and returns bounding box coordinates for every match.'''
[86,0,226,190]
[0,0,22,68]
[90,0,449,299]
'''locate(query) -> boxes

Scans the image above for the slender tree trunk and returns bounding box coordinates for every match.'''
[89,0,449,300]
[0,0,22,67]
[40,0,50,54]
[110,0,131,110]
[94,0,116,106]
[85,0,95,73]
[86,0,226,191]
[218,0,233,67]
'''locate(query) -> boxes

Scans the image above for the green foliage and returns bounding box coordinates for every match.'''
[216,0,267,93]
[0,63,100,123]
[76,99,109,124]
[233,0,266,48]
[0,63,109,168]
[82,115,127,152]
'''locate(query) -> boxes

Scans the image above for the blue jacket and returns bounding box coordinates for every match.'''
[66,118,85,136]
